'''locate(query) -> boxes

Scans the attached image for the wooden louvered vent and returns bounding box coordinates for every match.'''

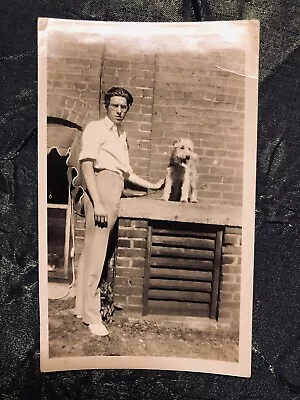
[142,221,224,319]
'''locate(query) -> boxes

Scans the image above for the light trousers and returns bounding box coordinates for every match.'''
[75,170,124,325]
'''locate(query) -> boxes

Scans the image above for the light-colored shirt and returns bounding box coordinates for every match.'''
[79,116,133,178]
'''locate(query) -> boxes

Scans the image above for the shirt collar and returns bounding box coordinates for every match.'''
[104,116,124,135]
[104,116,115,130]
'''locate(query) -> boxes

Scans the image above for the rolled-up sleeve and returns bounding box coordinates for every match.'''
[79,121,103,163]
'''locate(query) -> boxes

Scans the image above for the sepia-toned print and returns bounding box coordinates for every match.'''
[38,18,259,376]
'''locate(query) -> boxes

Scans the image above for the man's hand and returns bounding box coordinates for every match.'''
[93,202,108,228]
[149,179,165,190]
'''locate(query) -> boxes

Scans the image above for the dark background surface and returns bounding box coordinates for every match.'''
[1,1,300,398]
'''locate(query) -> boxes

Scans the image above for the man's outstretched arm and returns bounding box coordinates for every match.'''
[127,172,164,190]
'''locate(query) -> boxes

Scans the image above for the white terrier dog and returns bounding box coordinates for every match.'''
[161,138,198,203]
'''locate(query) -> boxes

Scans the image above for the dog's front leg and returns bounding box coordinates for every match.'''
[189,164,198,203]
[180,165,190,202]
[161,167,172,201]
[190,173,198,203]
[190,187,198,203]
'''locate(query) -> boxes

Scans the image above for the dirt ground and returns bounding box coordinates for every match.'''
[48,298,239,361]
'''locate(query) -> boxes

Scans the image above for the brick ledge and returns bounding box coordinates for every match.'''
[118,198,242,226]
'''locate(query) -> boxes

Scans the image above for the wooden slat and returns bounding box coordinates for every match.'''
[152,228,217,239]
[151,246,214,260]
[151,257,214,270]
[150,268,213,282]
[47,204,68,210]
[148,300,210,317]
[149,279,212,292]
[148,289,211,303]
[151,235,215,249]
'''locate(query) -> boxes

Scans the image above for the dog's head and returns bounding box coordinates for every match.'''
[170,138,197,165]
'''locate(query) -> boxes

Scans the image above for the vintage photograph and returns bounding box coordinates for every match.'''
[38,18,259,376]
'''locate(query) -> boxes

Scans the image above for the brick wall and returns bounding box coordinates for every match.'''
[47,96,91,129]
[149,49,245,207]
[73,214,85,269]
[47,31,245,208]
[114,218,242,330]
[114,218,148,314]
[47,31,104,122]
[219,226,242,331]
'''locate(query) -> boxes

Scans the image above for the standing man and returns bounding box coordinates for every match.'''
[74,87,163,336]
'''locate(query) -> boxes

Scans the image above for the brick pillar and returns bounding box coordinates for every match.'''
[99,49,156,179]
[219,226,242,331]
[114,218,148,314]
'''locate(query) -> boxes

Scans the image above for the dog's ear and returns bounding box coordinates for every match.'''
[172,139,179,147]
[184,139,194,152]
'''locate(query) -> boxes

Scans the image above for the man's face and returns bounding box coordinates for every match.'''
[106,96,129,126]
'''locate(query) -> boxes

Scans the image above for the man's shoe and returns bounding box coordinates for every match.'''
[88,323,109,337]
